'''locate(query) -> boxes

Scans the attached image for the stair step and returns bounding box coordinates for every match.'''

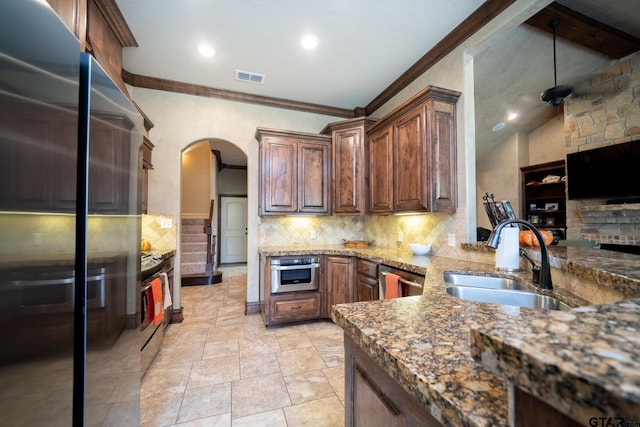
[182,225,207,234]
[181,233,208,243]
[182,271,223,286]
[181,262,209,275]
[181,251,208,263]
[181,242,208,253]
[181,218,208,226]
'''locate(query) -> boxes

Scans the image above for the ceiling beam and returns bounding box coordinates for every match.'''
[525,2,640,59]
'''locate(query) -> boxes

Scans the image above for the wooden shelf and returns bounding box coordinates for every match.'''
[521,160,567,241]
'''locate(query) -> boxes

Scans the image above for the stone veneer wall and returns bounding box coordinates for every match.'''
[564,51,640,246]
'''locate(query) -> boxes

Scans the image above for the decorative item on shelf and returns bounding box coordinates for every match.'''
[544,202,558,211]
[545,217,556,226]
[529,203,537,211]
[482,193,516,228]
[529,214,540,225]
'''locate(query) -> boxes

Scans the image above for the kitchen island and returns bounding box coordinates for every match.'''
[260,244,640,426]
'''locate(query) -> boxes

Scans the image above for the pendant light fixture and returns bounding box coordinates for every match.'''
[540,19,572,106]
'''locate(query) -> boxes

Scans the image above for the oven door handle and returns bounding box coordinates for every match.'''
[271,263,320,271]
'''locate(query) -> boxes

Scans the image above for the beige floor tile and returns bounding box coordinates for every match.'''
[277,332,313,351]
[323,366,345,401]
[231,408,287,427]
[283,370,335,404]
[240,353,281,379]
[316,345,345,368]
[283,395,345,427]
[143,266,348,425]
[187,356,240,389]
[231,373,291,418]
[207,323,246,341]
[203,339,239,360]
[150,342,205,369]
[177,383,231,423]
[168,412,230,427]
[141,365,192,398]
[140,390,182,427]
[276,347,327,377]
[238,335,281,357]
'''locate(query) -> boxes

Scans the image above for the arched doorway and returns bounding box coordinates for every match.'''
[180,138,247,284]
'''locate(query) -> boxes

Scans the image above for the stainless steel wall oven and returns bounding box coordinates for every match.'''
[270,257,320,293]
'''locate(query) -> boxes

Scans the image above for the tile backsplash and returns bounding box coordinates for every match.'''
[258,212,466,258]
[259,216,364,246]
[142,214,177,251]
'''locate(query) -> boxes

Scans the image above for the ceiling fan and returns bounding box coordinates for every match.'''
[540,19,572,106]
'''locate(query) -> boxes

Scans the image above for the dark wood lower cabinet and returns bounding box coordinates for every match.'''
[355,259,379,302]
[513,385,582,427]
[269,292,322,324]
[345,334,442,427]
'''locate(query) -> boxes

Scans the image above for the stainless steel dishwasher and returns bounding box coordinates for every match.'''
[378,265,425,299]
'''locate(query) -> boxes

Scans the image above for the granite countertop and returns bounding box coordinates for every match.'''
[470,300,640,424]
[331,254,535,427]
[263,243,640,426]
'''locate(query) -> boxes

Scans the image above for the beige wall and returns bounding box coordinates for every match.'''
[527,115,565,164]
[181,141,212,218]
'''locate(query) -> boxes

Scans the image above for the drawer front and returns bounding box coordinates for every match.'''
[271,292,321,323]
[357,259,378,278]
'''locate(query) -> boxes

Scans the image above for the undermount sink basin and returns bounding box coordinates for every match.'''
[443,272,531,292]
[445,285,570,311]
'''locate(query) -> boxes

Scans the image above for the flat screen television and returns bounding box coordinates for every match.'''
[567,140,640,202]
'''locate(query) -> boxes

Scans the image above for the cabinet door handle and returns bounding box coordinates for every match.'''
[290,306,302,310]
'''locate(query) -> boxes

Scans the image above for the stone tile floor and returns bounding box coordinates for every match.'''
[141,265,345,426]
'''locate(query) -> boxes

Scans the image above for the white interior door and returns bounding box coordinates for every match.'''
[220,196,248,263]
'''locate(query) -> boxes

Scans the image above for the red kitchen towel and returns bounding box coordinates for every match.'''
[150,277,163,326]
[385,273,402,299]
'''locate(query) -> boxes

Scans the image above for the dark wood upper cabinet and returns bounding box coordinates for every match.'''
[256,128,331,215]
[322,117,377,216]
[369,126,394,214]
[394,107,427,211]
[367,86,460,214]
[46,0,137,95]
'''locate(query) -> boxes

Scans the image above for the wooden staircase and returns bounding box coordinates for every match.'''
[181,207,222,285]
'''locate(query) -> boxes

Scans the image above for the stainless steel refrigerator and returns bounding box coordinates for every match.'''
[0,1,142,425]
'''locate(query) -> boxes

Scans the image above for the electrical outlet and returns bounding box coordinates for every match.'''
[160,217,173,229]
[448,233,456,247]
[311,229,317,239]
[398,231,403,242]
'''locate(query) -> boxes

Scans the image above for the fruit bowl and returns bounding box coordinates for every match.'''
[408,243,431,256]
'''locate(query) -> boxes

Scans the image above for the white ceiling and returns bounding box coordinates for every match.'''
[116,0,640,165]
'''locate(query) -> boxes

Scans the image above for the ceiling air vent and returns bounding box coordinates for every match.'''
[235,69,265,84]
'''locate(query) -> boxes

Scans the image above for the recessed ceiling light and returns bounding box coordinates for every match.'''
[196,43,215,58]
[507,112,518,121]
[492,123,506,132]
[301,34,319,50]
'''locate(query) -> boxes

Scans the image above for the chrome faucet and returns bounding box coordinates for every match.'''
[487,219,553,290]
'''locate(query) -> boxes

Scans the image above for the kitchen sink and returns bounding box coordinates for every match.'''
[443,272,531,292]
[445,285,570,311]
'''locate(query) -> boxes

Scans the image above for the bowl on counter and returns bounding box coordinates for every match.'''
[408,243,431,256]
